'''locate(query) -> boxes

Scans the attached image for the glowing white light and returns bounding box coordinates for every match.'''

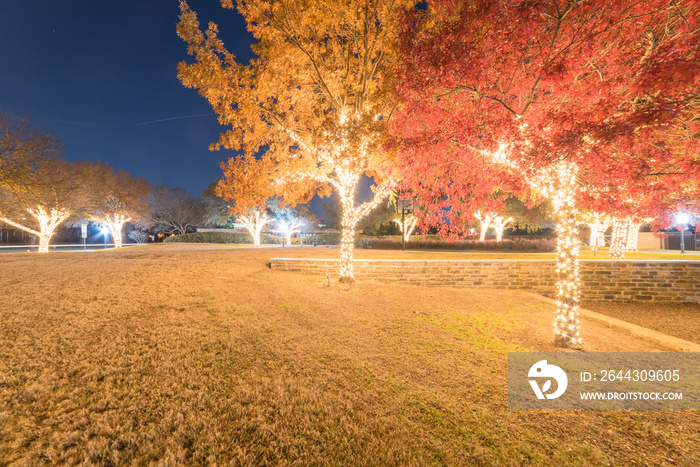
[474,211,494,241]
[492,215,513,243]
[279,110,394,282]
[395,215,418,242]
[1,206,71,253]
[676,213,689,225]
[239,210,270,247]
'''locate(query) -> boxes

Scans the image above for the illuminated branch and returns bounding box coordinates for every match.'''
[492,215,514,242]
[395,215,418,242]
[474,210,494,241]
[90,213,131,248]
[239,210,270,247]
[276,218,303,245]
[1,206,71,253]
[582,211,609,249]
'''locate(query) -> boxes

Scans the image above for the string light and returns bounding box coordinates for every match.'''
[487,141,584,347]
[394,215,418,242]
[239,210,270,246]
[474,210,494,241]
[280,110,393,282]
[582,212,609,249]
[0,206,71,253]
[275,218,303,245]
[492,215,513,242]
[91,214,130,248]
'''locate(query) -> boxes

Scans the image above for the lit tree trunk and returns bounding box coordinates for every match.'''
[492,216,513,242]
[584,212,609,249]
[625,220,642,252]
[475,211,494,241]
[549,161,582,348]
[395,215,418,242]
[339,209,358,282]
[335,173,392,283]
[1,207,71,253]
[609,217,628,259]
[239,211,269,247]
[105,214,130,249]
[284,220,302,246]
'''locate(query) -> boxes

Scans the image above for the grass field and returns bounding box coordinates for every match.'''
[1,244,698,465]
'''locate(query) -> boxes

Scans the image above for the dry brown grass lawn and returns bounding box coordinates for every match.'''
[0,244,698,466]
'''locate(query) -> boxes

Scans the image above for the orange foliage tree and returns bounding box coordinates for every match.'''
[177,0,414,281]
[216,155,278,246]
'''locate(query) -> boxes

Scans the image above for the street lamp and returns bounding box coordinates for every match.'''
[676,213,689,254]
[101,226,109,249]
[279,221,287,248]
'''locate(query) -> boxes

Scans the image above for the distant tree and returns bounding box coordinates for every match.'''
[148,185,204,235]
[127,229,149,244]
[320,198,342,231]
[270,200,320,244]
[0,160,89,253]
[0,113,63,190]
[83,162,150,248]
[359,201,400,236]
[215,155,277,246]
[394,214,418,241]
[201,180,233,228]
[504,196,552,234]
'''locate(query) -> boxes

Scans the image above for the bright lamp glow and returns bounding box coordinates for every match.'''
[101,226,109,234]
[676,213,689,225]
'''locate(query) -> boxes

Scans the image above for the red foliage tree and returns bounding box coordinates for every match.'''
[393,0,700,347]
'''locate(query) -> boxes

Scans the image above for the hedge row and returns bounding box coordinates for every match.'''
[359,236,557,252]
[163,232,341,245]
[165,231,555,251]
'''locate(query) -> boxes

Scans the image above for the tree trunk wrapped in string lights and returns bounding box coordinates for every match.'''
[492,215,513,242]
[286,113,393,281]
[546,161,582,348]
[609,217,630,259]
[474,211,494,242]
[395,215,418,242]
[582,212,609,250]
[393,0,700,347]
[178,0,407,282]
[610,216,645,258]
[104,214,129,249]
[84,162,150,248]
[239,210,269,247]
[0,207,70,253]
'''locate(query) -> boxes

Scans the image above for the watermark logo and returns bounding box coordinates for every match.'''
[528,360,568,400]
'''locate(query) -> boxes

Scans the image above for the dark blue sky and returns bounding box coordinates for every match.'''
[1,0,254,196]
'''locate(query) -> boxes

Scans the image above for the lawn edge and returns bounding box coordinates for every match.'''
[520,292,700,352]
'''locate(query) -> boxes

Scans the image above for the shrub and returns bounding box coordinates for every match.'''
[163,231,342,245]
[358,236,556,252]
[164,232,253,244]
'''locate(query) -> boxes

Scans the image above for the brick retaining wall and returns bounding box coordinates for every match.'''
[270,258,700,303]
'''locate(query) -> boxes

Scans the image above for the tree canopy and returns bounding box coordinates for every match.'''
[178,0,417,280]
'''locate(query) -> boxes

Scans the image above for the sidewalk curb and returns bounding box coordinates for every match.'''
[520,292,700,352]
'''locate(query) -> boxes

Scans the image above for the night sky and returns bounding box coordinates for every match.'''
[1,1,254,197]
